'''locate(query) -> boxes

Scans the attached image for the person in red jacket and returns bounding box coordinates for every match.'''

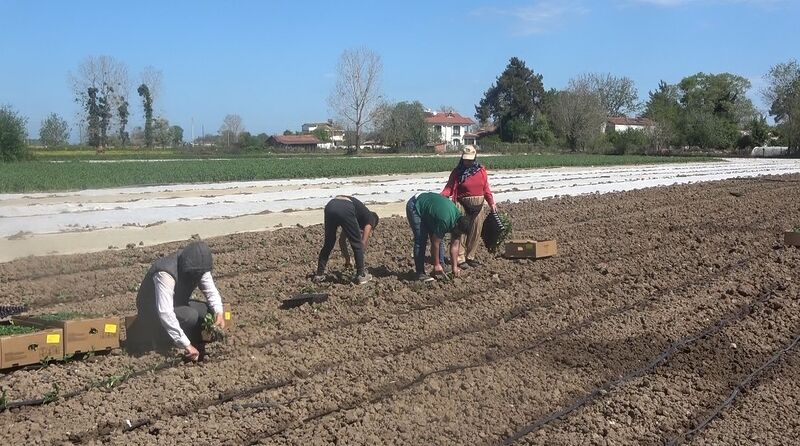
[441,145,496,267]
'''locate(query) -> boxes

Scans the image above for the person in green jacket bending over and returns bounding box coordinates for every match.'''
[406,192,472,282]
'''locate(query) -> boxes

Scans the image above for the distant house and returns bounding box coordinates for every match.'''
[267,134,321,151]
[603,117,656,133]
[425,111,475,149]
[301,120,345,148]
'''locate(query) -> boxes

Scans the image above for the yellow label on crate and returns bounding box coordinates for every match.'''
[46,334,61,344]
[224,311,231,321]
[104,324,118,334]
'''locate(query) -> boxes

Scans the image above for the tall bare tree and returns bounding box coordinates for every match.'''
[140,66,164,103]
[548,83,606,151]
[570,72,640,117]
[328,47,383,153]
[69,56,129,146]
[219,114,244,146]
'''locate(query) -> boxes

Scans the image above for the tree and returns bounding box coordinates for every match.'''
[117,98,129,146]
[39,113,70,148]
[85,87,101,148]
[137,84,154,147]
[328,47,383,153]
[375,101,430,149]
[476,57,546,143]
[570,72,640,117]
[0,105,29,161]
[69,56,129,146]
[749,115,770,147]
[219,114,244,147]
[153,117,171,148]
[140,66,163,103]
[678,72,756,125]
[644,81,681,125]
[548,85,605,151]
[763,60,800,152]
[169,125,184,146]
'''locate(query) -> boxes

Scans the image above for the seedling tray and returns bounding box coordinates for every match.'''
[13,315,120,355]
[0,322,64,369]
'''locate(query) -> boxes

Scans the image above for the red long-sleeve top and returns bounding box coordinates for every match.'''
[441,166,495,207]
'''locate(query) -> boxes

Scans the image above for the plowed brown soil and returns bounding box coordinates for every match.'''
[1,175,799,446]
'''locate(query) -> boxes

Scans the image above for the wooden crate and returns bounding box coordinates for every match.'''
[504,239,557,259]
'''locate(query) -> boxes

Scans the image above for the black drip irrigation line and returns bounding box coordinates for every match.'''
[239,256,764,444]
[496,286,779,446]
[666,329,800,446]
[0,357,182,412]
[109,378,294,436]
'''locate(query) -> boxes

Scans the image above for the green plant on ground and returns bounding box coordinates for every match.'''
[0,154,715,193]
[0,324,38,337]
[42,383,60,403]
[0,389,7,410]
[793,226,800,233]
[202,313,224,343]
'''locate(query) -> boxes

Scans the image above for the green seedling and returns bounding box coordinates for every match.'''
[0,324,38,337]
[43,383,60,403]
[0,389,8,410]
[202,313,225,343]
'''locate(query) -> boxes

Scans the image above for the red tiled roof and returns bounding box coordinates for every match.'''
[607,117,655,127]
[424,111,475,126]
[271,134,320,145]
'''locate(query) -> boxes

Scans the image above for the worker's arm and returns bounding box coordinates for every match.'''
[361,224,373,250]
[441,171,457,197]
[198,272,224,329]
[154,272,198,360]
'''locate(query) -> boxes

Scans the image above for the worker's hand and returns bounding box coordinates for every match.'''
[215,312,225,330]
[491,204,498,213]
[433,264,445,274]
[452,265,461,278]
[184,345,201,361]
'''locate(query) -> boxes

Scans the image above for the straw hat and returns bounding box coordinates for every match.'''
[461,145,477,160]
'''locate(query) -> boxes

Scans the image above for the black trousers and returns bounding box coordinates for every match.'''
[317,199,365,275]
[132,299,209,351]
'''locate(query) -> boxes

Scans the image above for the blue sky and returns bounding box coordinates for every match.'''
[2,0,797,141]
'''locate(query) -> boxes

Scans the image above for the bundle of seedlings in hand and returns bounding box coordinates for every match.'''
[481,211,513,253]
[202,313,224,343]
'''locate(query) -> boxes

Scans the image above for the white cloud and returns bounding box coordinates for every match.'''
[473,1,589,36]
[625,0,785,6]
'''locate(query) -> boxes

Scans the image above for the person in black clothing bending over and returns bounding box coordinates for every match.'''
[313,195,379,284]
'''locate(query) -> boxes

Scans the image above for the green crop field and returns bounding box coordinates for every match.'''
[0,154,714,193]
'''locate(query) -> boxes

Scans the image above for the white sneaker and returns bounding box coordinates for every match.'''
[356,273,372,285]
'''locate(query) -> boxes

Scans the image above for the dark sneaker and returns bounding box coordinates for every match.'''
[466,259,483,268]
[414,273,435,283]
[457,262,470,269]
[355,273,372,285]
